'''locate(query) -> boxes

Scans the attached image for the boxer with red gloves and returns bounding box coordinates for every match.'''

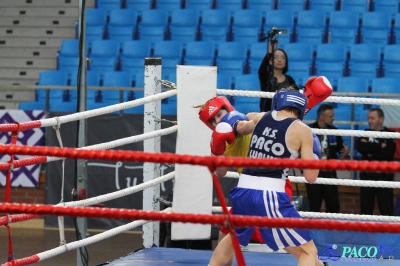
[198,96,294,255]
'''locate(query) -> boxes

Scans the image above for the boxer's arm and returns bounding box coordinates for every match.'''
[299,125,319,184]
[236,112,264,135]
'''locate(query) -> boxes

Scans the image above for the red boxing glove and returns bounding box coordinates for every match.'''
[303,76,333,115]
[210,122,235,156]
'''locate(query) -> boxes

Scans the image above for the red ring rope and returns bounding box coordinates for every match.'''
[0,144,398,173]
[1,202,400,234]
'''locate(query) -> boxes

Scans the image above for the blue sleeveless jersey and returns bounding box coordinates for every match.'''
[242,111,299,179]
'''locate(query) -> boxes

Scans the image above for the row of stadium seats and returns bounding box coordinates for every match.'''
[56,39,400,88]
[18,69,174,115]
[18,68,397,115]
[94,0,400,15]
[79,8,400,46]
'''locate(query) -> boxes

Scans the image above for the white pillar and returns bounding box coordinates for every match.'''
[171,65,217,240]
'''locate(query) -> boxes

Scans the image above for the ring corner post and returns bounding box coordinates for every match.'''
[143,57,162,248]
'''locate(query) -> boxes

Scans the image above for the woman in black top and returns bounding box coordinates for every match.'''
[259,42,296,112]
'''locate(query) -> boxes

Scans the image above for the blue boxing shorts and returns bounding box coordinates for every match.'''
[230,185,312,251]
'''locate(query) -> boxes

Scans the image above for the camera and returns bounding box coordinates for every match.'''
[269,27,287,36]
[260,27,288,41]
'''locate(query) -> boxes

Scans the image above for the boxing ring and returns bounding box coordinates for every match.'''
[1,61,400,266]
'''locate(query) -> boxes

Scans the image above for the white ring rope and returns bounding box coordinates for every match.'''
[216,89,400,106]
[60,172,175,208]
[46,125,178,162]
[224,172,400,189]
[40,89,177,128]
[37,207,172,262]
[311,128,400,139]
[288,176,400,188]
[211,207,400,223]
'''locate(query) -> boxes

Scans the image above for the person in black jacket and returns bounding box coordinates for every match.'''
[307,104,349,213]
[258,41,296,112]
[356,108,397,216]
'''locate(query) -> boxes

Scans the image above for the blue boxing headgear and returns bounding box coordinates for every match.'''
[271,89,308,120]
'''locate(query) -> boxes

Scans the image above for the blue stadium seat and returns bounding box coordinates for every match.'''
[70,70,102,111]
[382,44,400,78]
[314,43,348,87]
[81,9,108,45]
[371,77,398,93]
[348,43,382,80]
[85,26,106,45]
[303,102,324,122]
[217,73,233,89]
[356,109,371,127]
[88,40,120,77]
[327,11,360,45]
[120,40,152,78]
[107,9,138,42]
[125,0,154,11]
[299,75,317,87]
[334,106,353,122]
[359,11,393,45]
[58,57,80,77]
[215,0,245,10]
[394,13,400,44]
[38,70,68,101]
[231,9,264,45]
[159,73,177,115]
[248,42,267,74]
[216,42,248,76]
[155,0,183,10]
[233,73,259,91]
[276,0,307,14]
[169,9,200,42]
[184,41,215,66]
[166,72,176,83]
[282,42,314,81]
[263,10,295,44]
[124,72,145,114]
[185,0,214,11]
[89,40,120,59]
[153,40,184,77]
[308,0,340,14]
[20,70,69,111]
[247,0,275,10]
[137,9,169,42]
[90,71,133,112]
[85,8,108,27]
[58,39,80,59]
[76,9,106,45]
[295,10,328,45]
[57,39,84,76]
[371,0,400,13]
[102,71,133,104]
[336,76,369,93]
[199,9,232,42]
[95,0,123,13]
[340,0,371,13]
[232,74,260,114]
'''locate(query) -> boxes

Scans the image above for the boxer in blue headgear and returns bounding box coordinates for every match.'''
[209,84,330,266]
[271,88,308,120]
